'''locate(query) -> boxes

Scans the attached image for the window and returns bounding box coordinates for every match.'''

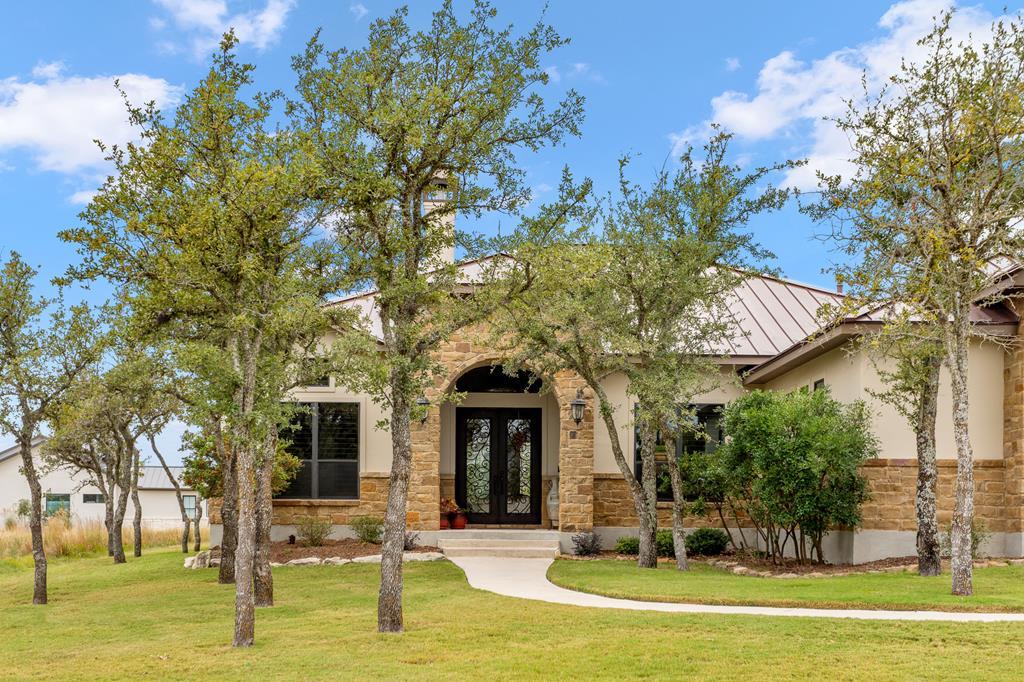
[813,378,826,392]
[82,493,104,504]
[635,404,723,502]
[45,494,71,516]
[183,495,197,520]
[276,402,360,499]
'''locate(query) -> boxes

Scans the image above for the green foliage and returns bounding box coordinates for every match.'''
[295,516,332,548]
[14,500,31,521]
[350,516,384,545]
[710,388,876,563]
[940,521,992,560]
[613,536,639,555]
[684,528,729,557]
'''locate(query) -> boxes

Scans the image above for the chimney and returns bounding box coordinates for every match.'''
[836,276,844,295]
[423,175,456,265]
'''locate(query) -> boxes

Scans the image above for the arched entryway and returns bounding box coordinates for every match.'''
[453,366,545,524]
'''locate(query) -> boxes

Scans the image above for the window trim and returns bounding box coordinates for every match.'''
[634,403,724,502]
[813,378,826,392]
[82,493,105,504]
[277,401,361,500]
[45,493,71,516]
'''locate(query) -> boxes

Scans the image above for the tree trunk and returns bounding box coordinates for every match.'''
[193,498,203,552]
[149,433,191,554]
[915,352,942,577]
[635,417,659,569]
[947,317,974,596]
[182,519,191,554]
[254,431,276,608]
[219,443,238,584]
[19,437,47,604]
[111,480,129,565]
[104,492,116,557]
[131,450,143,558]
[378,390,412,633]
[233,438,257,647]
[664,436,689,571]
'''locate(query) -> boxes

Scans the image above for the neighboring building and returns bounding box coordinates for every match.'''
[0,438,208,530]
[208,243,1024,564]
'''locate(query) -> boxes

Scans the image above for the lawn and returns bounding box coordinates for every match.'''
[548,558,1024,613]
[3,550,1024,680]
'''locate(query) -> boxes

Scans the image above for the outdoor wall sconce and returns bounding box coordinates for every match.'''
[570,389,586,426]
[416,396,430,423]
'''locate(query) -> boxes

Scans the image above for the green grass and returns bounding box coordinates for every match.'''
[548,558,1024,613]
[3,551,1024,680]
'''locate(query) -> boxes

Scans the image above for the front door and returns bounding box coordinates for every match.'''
[455,407,542,524]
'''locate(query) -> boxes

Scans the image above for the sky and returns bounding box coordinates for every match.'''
[0,0,1018,463]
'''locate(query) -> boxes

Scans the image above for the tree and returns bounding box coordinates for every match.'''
[807,11,1024,594]
[61,37,349,645]
[860,332,944,576]
[500,132,793,569]
[714,389,876,563]
[0,252,104,603]
[290,0,584,633]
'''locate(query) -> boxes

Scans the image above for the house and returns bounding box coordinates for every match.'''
[207,241,1024,564]
[0,438,208,530]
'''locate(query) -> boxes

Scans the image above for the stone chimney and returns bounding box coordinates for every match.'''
[422,175,456,265]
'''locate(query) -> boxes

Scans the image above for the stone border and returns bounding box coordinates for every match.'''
[183,550,444,569]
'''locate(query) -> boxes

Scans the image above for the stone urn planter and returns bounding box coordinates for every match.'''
[547,477,559,529]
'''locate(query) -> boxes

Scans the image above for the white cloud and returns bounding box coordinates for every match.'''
[31,61,65,80]
[544,62,605,86]
[670,0,1000,188]
[0,71,181,174]
[153,0,295,58]
[350,3,368,21]
[68,189,97,205]
[724,57,741,72]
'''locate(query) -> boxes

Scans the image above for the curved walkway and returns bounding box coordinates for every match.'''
[448,556,1024,622]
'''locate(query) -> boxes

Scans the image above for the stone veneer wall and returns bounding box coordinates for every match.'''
[593,460,1009,532]
[1003,317,1024,541]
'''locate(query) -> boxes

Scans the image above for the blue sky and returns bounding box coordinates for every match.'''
[0,0,1016,462]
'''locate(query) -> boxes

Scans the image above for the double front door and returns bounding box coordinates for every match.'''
[455,407,542,524]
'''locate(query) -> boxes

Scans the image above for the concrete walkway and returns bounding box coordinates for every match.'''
[448,556,1024,622]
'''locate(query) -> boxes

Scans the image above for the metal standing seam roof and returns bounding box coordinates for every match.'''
[323,256,845,360]
[137,466,193,491]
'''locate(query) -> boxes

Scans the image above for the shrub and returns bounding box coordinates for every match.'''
[295,516,332,547]
[3,517,15,531]
[571,531,602,556]
[614,536,639,555]
[685,527,729,556]
[940,520,991,559]
[350,515,384,544]
[404,531,420,551]
[15,499,32,520]
[614,532,675,557]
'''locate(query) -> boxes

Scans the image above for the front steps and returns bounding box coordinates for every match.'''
[436,529,561,558]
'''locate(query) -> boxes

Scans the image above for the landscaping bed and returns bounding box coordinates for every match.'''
[207,539,440,564]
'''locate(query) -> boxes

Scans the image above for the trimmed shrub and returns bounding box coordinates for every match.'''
[614,536,639,555]
[296,516,332,547]
[571,531,602,556]
[655,529,674,557]
[685,527,729,556]
[350,515,384,544]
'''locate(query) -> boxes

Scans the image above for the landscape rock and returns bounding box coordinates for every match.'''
[352,554,382,564]
[286,557,322,566]
[776,573,799,579]
[192,551,210,569]
[270,562,285,568]
[209,558,220,568]
[404,551,444,562]
[731,566,749,575]
[323,557,351,566]
[183,556,195,569]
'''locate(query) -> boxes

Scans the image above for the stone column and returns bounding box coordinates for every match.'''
[554,371,594,532]
[1003,306,1024,555]
[407,403,441,530]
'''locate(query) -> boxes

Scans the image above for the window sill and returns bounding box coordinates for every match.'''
[273,498,361,507]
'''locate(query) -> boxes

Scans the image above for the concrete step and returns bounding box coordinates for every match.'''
[436,529,558,542]
[440,545,559,559]
[437,537,560,549]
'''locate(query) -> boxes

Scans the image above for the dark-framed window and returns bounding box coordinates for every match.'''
[813,378,826,392]
[276,402,360,500]
[82,493,104,504]
[635,404,724,501]
[45,493,71,516]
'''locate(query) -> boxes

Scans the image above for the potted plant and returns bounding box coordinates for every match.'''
[452,506,468,530]
[440,498,458,529]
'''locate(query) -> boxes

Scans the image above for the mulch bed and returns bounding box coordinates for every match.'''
[564,551,1023,577]
[209,539,439,564]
